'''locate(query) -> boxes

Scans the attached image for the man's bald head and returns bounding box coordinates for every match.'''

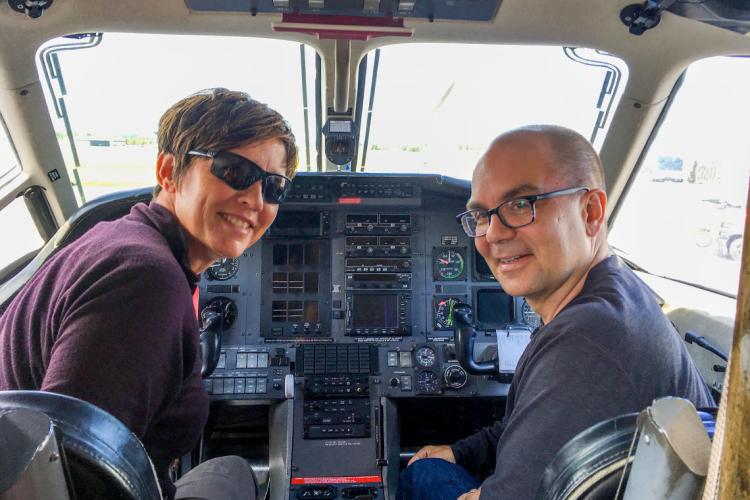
[484,125,605,190]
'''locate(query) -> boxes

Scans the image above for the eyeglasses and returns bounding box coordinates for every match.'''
[455,186,590,237]
[188,150,292,204]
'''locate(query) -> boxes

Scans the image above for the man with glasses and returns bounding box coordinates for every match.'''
[0,88,296,500]
[399,125,713,500]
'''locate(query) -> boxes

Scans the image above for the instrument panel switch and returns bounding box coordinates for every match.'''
[387,351,399,367]
[398,351,412,367]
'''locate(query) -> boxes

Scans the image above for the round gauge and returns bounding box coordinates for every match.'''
[415,346,437,367]
[434,249,465,281]
[416,370,441,394]
[206,257,239,281]
[522,299,542,329]
[200,297,238,330]
[434,297,462,330]
[443,364,468,389]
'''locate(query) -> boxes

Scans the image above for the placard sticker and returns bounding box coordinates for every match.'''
[495,326,532,372]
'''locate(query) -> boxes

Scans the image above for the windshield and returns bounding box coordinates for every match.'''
[610,56,750,297]
[356,44,628,178]
[38,33,318,203]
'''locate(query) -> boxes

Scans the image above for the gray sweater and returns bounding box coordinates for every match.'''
[0,202,209,499]
[451,255,714,499]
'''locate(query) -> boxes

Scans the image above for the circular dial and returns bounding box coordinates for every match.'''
[434,249,465,280]
[415,346,437,367]
[522,299,542,329]
[443,364,468,389]
[434,297,462,330]
[206,257,240,281]
[200,297,238,330]
[416,370,441,394]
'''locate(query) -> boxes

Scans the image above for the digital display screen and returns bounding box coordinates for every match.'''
[475,289,512,325]
[352,294,398,328]
[352,274,397,282]
[330,120,352,133]
[269,211,321,236]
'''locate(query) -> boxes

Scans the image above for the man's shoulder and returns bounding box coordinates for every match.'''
[555,256,663,332]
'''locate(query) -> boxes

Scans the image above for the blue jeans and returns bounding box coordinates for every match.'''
[397,458,481,500]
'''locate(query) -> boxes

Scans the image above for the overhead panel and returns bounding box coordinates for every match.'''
[185,0,503,22]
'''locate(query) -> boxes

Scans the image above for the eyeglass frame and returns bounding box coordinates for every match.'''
[455,186,590,237]
[187,149,293,203]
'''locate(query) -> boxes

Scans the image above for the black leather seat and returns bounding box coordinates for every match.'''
[0,390,161,499]
[536,409,717,500]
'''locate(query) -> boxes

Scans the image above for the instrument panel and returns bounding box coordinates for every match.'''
[196,173,542,499]
[197,173,540,402]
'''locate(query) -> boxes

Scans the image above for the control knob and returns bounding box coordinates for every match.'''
[443,365,468,389]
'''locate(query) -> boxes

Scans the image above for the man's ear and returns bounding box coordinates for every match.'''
[156,152,177,193]
[583,189,607,236]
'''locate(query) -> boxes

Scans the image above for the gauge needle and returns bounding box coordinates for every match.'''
[439,258,449,264]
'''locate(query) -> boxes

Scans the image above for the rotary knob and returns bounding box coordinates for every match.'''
[443,365,468,389]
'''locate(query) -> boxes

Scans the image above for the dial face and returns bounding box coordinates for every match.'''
[415,346,437,367]
[434,297,462,330]
[434,249,465,281]
[522,299,542,329]
[200,297,238,330]
[416,370,440,394]
[206,257,240,281]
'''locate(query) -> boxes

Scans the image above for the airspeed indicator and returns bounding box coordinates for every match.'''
[433,248,466,281]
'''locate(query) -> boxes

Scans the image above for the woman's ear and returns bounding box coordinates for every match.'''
[156,152,177,193]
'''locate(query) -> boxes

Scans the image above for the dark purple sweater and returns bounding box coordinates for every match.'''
[0,202,209,499]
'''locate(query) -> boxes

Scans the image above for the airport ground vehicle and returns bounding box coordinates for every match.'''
[0,0,749,498]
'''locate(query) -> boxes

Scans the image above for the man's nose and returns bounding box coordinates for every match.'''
[484,213,515,243]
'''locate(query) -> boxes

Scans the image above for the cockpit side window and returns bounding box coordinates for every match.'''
[0,116,42,272]
[610,56,750,297]
[0,114,21,188]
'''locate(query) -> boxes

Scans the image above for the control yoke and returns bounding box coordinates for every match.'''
[452,302,497,374]
[199,297,237,379]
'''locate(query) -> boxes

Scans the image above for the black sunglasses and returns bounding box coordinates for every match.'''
[187,149,292,204]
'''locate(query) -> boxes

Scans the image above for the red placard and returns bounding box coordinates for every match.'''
[291,475,381,485]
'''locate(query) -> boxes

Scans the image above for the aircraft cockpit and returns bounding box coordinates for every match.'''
[0,0,749,499]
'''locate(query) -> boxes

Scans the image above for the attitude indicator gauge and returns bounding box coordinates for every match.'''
[433,248,466,281]
[206,258,240,281]
[434,297,463,330]
[415,345,437,367]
